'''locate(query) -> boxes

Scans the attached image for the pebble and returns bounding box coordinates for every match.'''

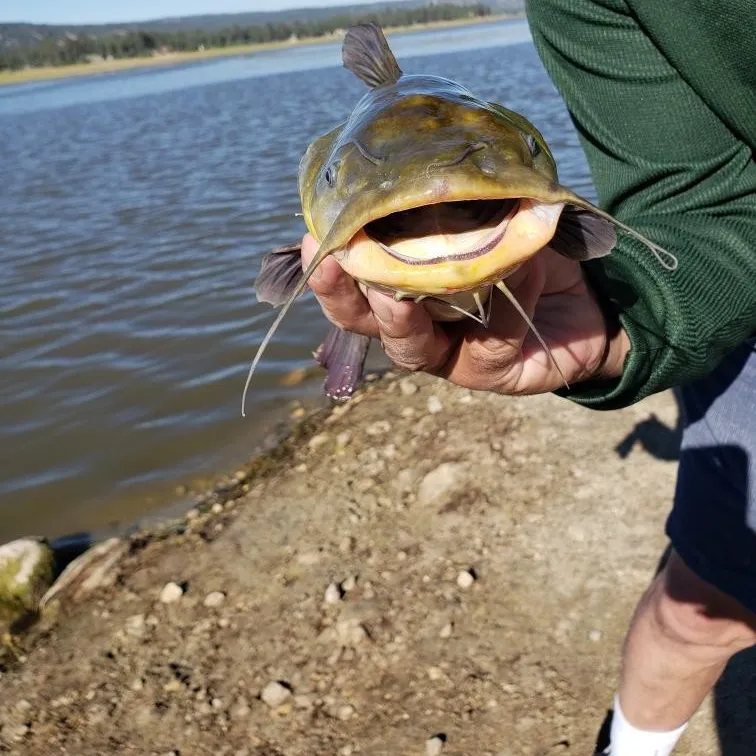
[336,431,352,447]
[417,463,464,506]
[337,704,356,721]
[588,629,602,642]
[456,570,476,590]
[211,502,224,515]
[8,724,29,743]
[124,614,146,637]
[439,622,453,639]
[308,433,331,451]
[261,681,292,708]
[399,378,418,395]
[426,736,446,756]
[427,666,444,681]
[291,407,306,420]
[427,396,443,414]
[160,582,184,604]
[203,591,226,608]
[401,407,416,418]
[366,420,391,436]
[324,582,343,604]
[341,575,358,592]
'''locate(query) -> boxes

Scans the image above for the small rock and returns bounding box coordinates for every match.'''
[160,582,184,604]
[339,747,354,756]
[399,378,418,396]
[308,433,330,451]
[341,575,357,593]
[336,431,352,447]
[203,591,225,608]
[41,538,129,607]
[291,407,306,420]
[417,463,464,506]
[261,681,292,708]
[336,616,369,646]
[427,396,443,414]
[211,502,224,515]
[439,622,453,639]
[294,694,313,710]
[337,704,355,721]
[366,420,391,436]
[427,666,444,681]
[456,570,476,590]
[401,407,416,418]
[8,724,29,743]
[426,735,446,756]
[124,614,146,638]
[324,582,343,604]
[0,537,55,623]
[588,629,602,642]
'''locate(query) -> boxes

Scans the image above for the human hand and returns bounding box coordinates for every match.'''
[300,232,629,395]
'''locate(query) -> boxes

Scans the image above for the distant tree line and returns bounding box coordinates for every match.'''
[0,3,492,71]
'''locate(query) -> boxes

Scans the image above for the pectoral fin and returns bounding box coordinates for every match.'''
[254,243,304,307]
[314,325,371,401]
[546,206,616,262]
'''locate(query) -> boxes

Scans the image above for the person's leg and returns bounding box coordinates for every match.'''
[602,339,756,755]
[608,550,756,753]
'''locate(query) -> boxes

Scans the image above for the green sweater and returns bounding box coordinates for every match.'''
[525,0,756,409]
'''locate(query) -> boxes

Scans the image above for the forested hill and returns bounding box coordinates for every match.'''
[0,0,523,71]
[0,0,524,48]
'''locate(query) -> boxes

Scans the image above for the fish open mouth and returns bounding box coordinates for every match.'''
[363,198,519,265]
[333,196,564,296]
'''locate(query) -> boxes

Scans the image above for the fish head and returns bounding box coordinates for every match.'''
[298,73,601,296]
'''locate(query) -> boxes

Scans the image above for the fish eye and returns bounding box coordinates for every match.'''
[525,134,541,158]
[324,163,338,187]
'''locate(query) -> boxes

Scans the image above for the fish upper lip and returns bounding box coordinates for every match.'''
[362,200,518,266]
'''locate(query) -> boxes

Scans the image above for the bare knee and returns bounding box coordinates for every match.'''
[650,550,756,656]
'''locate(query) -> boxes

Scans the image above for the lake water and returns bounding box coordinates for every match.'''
[0,19,596,543]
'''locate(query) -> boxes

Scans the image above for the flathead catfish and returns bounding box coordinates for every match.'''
[242,23,677,416]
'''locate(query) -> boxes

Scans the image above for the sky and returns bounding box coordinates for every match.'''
[3,0,382,25]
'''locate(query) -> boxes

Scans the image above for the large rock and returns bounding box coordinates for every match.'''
[0,538,55,624]
[41,537,127,608]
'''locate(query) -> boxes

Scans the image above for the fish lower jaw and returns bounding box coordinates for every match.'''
[336,199,563,297]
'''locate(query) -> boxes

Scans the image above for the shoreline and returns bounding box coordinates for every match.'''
[1,370,746,755]
[0,14,522,88]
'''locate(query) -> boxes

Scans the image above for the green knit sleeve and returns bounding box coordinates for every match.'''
[525,0,756,410]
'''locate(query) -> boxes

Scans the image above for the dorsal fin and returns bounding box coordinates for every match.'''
[342,23,403,88]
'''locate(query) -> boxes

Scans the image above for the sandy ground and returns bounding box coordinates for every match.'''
[1,372,754,755]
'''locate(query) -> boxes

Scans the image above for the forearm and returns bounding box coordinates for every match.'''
[526,0,756,408]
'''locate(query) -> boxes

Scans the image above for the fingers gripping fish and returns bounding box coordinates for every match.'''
[243,23,677,416]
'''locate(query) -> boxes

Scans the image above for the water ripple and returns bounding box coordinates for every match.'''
[0,21,594,542]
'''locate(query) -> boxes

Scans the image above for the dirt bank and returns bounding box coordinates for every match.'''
[0,372,753,755]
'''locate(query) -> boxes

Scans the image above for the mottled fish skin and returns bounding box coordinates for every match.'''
[244,23,676,414]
